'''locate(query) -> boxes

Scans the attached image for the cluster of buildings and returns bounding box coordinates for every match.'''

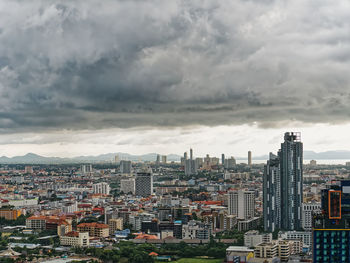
[1,132,350,262]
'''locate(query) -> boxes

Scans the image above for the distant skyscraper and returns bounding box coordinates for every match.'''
[228,190,255,220]
[135,172,153,197]
[120,160,132,174]
[185,148,197,175]
[156,154,160,166]
[263,132,303,232]
[248,151,252,166]
[221,154,225,166]
[162,155,167,164]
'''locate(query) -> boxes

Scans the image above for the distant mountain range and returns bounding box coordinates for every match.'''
[0,152,181,164]
[1,150,350,164]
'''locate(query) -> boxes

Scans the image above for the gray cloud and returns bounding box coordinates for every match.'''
[1,0,350,133]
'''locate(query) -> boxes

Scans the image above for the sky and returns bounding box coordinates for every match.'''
[1,0,350,158]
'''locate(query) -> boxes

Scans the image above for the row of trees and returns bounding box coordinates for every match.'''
[73,238,228,263]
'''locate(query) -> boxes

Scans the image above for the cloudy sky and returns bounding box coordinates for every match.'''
[1,0,350,158]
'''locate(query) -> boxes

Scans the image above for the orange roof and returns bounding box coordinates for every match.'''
[135,234,158,240]
[77,222,109,229]
[65,231,79,237]
[149,252,158,256]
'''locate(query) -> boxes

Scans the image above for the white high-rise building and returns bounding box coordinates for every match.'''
[81,164,92,174]
[120,160,132,174]
[93,182,110,195]
[302,202,321,231]
[120,178,135,194]
[228,190,255,220]
[135,172,153,197]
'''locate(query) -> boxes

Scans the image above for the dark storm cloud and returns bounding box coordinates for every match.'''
[1,0,350,132]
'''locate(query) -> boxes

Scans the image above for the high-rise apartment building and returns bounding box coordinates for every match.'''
[93,182,110,195]
[263,132,303,231]
[228,190,255,220]
[81,164,92,174]
[221,154,225,166]
[248,151,252,166]
[119,160,131,174]
[185,148,197,176]
[162,155,167,164]
[135,172,153,197]
[120,160,132,174]
[263,153,281,232]
[302,202,320,231]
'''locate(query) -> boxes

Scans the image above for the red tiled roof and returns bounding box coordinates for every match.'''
[65,231,79,237]
[77,222,109,229]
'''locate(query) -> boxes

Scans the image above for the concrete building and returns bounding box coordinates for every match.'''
[248,151,252,166]
[0,208,21,220]
[162,155,167,164]
[226,246,254,263]
[81,164,92,174]
[93,182,110,195]
[60,231,89,247]
[120,178,135,194]
[302,202,320,231]
[182,220,212,240]
[244,230,272,248]
[135,172,153,197]
[264,132,303,231]
[254,242,278,259]
[77,222,109,238]
[108,218,123,235]
[228,190,255,220]
[120,160,132,174]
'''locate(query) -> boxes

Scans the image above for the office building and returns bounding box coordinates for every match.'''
[120,160,132,174]
[135,172,153,197]
[228,190,255,220]
[93,182,110,195]
[222,154,225,166]
[313,180,350,262]
[120,178,135,194]
[248,151,252,166]
[264,132,303,231]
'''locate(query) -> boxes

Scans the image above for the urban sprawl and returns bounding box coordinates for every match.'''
[0,132,348,263]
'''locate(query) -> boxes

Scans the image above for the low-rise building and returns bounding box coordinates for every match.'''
[0,208,22,220]
[77,222,109,238]
[60,231,89,247]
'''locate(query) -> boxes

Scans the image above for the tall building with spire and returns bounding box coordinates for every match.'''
[264,132,303,232]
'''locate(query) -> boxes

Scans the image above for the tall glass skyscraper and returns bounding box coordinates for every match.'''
[264,132,303,232]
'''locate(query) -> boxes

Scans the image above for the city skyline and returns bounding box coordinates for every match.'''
[1,1,350,157]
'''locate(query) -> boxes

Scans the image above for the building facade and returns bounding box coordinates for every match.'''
[264,132,303,232]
